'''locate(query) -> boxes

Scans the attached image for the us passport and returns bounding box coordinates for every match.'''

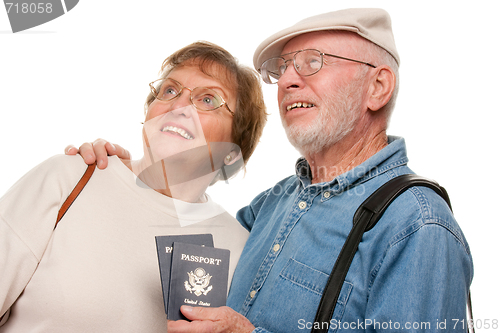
[167,242,230,321]
[155,234,214,314]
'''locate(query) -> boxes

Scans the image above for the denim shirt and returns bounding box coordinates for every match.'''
[227,137,473,333]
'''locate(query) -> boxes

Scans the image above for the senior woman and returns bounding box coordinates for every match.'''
[0,41,266,332]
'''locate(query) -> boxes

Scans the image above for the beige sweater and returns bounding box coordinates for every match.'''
[0,155,249,332]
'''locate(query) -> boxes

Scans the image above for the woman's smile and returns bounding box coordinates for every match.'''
[160,123,194,140]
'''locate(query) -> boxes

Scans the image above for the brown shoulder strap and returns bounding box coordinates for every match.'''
[55,163,96,227]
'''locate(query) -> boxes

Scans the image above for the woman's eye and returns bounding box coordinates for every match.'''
[164,87,178,96]
[194,89,222,110]
[201,95,216,107]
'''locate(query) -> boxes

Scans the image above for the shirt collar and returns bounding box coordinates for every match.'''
[295,136,409,191]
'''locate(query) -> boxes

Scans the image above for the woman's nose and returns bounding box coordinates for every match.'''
[169,103,195,118]
[169,89,194,115]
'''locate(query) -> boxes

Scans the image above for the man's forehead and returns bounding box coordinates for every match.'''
[280,31,352,55]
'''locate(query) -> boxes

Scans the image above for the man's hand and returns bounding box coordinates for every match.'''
[168,306,255,333]
[65,139,131,169]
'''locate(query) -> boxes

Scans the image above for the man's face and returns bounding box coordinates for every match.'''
[277,31,369,155]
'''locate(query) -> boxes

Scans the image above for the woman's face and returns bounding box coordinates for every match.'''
[143,63,236,162]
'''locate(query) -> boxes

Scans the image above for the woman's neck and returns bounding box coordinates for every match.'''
[123,157,215,203]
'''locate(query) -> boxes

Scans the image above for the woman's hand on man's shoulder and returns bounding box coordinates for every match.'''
[65,139,131,169]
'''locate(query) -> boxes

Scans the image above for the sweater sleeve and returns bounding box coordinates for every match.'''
[0,155,87,321]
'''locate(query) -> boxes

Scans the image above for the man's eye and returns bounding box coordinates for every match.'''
[278,64,287,75]
[306,58,321,70]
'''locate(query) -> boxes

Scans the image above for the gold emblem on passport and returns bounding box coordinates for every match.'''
[184,268,213,296]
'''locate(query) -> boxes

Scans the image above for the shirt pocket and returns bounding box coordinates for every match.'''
[252,258,353,333]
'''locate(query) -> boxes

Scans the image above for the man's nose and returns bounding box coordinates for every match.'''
[278,63,303,90]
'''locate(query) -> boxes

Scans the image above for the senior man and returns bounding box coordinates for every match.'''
[70,8,473,333]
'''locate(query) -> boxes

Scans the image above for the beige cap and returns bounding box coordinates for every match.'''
[253,8,400,71]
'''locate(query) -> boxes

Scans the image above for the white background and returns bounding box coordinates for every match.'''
[1,0,498,327]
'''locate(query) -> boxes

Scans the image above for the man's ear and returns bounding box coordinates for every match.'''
[367,65,396,112]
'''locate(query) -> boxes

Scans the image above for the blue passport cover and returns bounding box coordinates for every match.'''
[155,234,214,314]
[167,242,230,321]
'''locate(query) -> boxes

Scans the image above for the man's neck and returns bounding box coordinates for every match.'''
[305,131,388,184]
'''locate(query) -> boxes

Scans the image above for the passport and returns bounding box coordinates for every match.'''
[167,242,230,321]
[155,234,214,314]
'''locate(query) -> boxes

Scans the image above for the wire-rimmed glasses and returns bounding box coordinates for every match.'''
[149,78,234,115]
[259,49,376,84]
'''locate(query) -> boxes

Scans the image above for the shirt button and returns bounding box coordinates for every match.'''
[298,201,307,209]
[250,290,257,298]
[273,244,280,252]
[323,192,331,198]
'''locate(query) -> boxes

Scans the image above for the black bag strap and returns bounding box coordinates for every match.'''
[312,174,473,333]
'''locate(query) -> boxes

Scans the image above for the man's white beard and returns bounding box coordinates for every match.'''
[281,78,364,156]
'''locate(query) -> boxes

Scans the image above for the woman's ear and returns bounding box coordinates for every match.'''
[224,150,242,166]
[209,148,243,186]
[367,65,396,112]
